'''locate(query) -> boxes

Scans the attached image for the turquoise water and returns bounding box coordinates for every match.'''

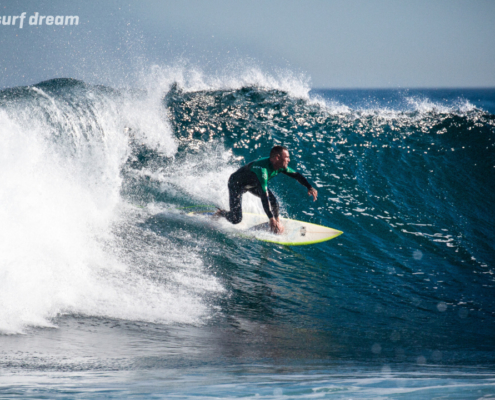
[0,75,494,398]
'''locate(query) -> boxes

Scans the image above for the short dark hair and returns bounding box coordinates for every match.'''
[270,145,288,158]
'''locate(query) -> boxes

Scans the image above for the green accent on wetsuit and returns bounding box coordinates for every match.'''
[249,157,296,193]
[222,156,313,223]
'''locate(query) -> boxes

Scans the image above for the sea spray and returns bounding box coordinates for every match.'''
[0,78,222,334]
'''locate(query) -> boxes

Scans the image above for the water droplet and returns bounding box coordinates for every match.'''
[417,356,427,365]
[381,365,391,374]
[437,302,447,312]
[372,343,382,354]
[458,308,469,319]
[431,350,442,362]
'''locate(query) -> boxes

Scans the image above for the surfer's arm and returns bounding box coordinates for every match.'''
[282,170,318,201]
[262,188,283,233]
[282,170,312,190]
[256,169,276,219]
[260,190,274,219]
[259,188,284,233]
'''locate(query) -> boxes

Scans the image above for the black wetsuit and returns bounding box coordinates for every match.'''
[222,157,313,224]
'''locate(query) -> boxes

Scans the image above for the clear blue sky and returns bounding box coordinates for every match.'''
[1,0,494,89]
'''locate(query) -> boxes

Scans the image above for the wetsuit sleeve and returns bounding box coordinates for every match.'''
[259,168,269,192]
[282,168,313,190]
[259,190,274,219]
[258,167,275,218]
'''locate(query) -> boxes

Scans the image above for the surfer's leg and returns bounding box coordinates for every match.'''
[224,181,243,224]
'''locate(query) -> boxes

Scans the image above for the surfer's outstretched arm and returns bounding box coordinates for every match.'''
[282,171,318,201]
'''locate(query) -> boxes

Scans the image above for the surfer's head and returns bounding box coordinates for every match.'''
[270,145,290,169]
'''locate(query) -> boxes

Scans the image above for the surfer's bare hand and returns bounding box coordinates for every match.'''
[308,188,318,201]
[269,218,285,234]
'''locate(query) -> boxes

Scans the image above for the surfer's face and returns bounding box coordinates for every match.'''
[273,149,290,169]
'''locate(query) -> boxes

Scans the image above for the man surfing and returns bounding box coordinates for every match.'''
[215,146,318,234]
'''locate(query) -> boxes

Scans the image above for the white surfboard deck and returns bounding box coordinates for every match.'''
[187,211,343,246]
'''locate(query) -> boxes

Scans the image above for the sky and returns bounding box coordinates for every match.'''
[0,0,494,89]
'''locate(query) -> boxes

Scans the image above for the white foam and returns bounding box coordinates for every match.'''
[311,91,482,124]
[0,82,222,334]
[141,147,270,216]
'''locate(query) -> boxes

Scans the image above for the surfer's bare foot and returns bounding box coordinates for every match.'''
[213,208,226,219]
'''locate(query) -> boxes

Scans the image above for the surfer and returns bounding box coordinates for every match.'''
[215,146,318,234]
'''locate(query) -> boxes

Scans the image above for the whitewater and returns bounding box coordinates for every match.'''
[0,68,494,398]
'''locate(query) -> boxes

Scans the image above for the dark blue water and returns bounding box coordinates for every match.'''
[0,75,494,398]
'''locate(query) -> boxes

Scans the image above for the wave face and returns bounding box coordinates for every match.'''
[0,75,494,367]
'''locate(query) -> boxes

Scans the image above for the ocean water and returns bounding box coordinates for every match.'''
[0,70,494,398]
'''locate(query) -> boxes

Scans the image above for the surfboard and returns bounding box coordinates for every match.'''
[187,210,343,246]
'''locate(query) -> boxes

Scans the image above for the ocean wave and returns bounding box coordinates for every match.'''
[0,72,493,355]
